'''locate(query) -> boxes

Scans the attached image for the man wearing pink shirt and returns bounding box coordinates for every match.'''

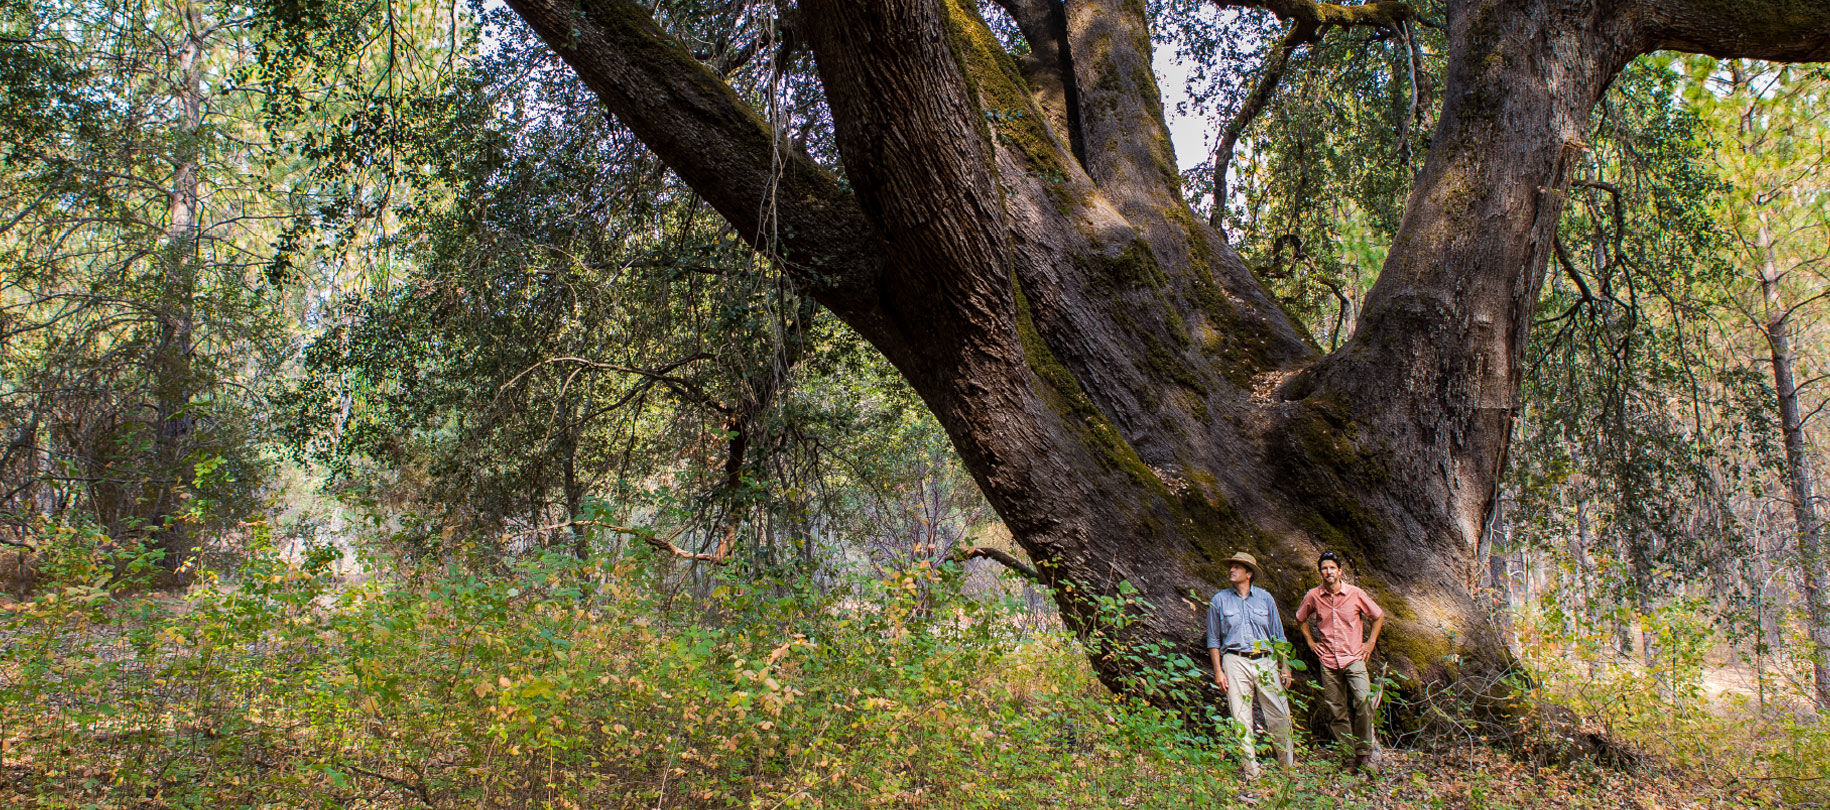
[1295,551,1385,772]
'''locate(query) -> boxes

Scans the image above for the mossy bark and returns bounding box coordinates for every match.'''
[503,0,1830,722]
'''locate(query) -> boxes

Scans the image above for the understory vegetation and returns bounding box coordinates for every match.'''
[5,533,1828,809]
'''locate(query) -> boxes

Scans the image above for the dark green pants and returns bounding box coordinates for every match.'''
[1319,660,1375,755]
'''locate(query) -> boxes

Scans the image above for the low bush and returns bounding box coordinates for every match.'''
[4,532,1247,808]
[1514,600,1830,807]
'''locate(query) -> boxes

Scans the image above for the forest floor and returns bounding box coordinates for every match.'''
[1228,746,1753,810]
[0,720,1788,809]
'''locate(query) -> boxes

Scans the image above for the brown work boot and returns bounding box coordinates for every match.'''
[1350,752,1368,772]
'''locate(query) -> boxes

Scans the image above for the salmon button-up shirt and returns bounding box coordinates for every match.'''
[1295,582,1383,670]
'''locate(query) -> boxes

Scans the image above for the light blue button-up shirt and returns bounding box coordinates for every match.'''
[1206,585,1287,653]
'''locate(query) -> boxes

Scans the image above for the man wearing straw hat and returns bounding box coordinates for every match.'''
[1206,551,1294,778]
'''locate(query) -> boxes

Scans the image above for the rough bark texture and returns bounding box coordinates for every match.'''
[499,0,1830,712]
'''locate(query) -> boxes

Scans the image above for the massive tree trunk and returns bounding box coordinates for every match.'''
[498,0,1830,709]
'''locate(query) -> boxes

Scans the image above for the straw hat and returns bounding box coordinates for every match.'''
[1221,551,1261,578]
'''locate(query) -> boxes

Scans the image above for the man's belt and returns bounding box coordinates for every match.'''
[1224,649,1273,660]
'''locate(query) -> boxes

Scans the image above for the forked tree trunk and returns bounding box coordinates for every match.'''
[498,0,1830,713]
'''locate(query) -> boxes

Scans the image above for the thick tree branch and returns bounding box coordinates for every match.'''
[499,0,886,320]
[993,0,1087,166]
[1218,0,1414,33]
[1642,0,1830,61]
[802,0,1019,319]
[1065,0,1185,210]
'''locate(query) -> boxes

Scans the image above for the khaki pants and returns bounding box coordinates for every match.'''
[1221,653,1293,767]
[1319,660,1376,756]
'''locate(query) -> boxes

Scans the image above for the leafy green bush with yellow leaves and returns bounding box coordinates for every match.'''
[4,531,1248,808]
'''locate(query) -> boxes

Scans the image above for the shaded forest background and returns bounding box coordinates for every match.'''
[2,0,1829,806]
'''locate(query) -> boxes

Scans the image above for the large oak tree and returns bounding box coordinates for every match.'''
[496,0,1830,705]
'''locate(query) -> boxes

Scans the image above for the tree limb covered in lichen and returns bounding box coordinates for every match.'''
[1643,0,1830,61]
[1216,0,1414,32]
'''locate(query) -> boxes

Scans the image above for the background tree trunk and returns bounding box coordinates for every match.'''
[149,1,206,573]
[1757,213,1830,711]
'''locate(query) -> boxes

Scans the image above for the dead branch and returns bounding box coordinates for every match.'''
[505,519,735,564]
[953,546,1041,582]
[494,353,723,413]
[1552,236,1598,306]
[343,763,436,809]
[1399,18,1421,159]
